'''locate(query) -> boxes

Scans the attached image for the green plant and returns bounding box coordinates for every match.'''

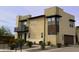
[57,43,62,48]
[39,41,43,45]
[10,43,16,50]
[77,42,79,45]
[39,41,45,50]
[47,41,51,46]
[0,26,13,36]
[27,41,33,48]
[14,39,25,49]
[34,41,36,45]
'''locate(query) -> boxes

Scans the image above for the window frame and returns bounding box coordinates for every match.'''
[41,33,43,38]
[69,20,75,28]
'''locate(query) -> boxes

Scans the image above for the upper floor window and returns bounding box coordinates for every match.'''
[20,21,28,26]
[47,16,61,35]
[48,17,55,25]
[24,22,28,26]
[69,19,75,28]
[48,17,56,35]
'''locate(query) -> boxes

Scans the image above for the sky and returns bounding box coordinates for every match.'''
[0,6,79,34]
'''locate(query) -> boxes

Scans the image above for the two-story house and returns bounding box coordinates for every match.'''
[14,7,76,46]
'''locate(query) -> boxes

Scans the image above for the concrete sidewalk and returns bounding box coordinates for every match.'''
[0,45,79,52]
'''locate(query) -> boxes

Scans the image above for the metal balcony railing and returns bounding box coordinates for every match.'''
[14,25,29,32]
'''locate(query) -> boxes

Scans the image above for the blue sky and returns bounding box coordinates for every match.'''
[0,6,79,34]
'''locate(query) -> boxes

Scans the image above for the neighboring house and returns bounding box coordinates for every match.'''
[76,26,79,43]
[14,6,76,46]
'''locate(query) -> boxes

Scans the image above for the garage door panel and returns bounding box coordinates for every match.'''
[64,35,74,45]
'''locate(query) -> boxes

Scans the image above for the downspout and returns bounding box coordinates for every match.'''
[56,7,59,46]
[44,16,46,47]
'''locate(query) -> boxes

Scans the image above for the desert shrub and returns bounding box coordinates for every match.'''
[39,41,43,45]
[27,41,33,48]
[77,42,79,45]
[57,43,62,48]
[15,39,25,48]
[47,41,51,46]
[10,43,16,50]
[34,41,36,45]
[39,41,45,50]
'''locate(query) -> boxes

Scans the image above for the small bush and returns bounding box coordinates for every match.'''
[39,41,43,45]
[77,42,79,45]
[27,41,33,48]
[47,41,51,46]
[10,43,16,50]
[57,43,62,48]
[34,41,36,45]
[14,39,25,49]
[39,41,45,50]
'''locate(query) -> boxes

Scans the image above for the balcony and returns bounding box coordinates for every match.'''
[14,26,29,32]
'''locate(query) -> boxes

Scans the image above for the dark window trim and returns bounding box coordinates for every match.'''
[48,32,56,35]
[69,19,75,22]
[48,16,61,35]
[19,19,27,22]
[69,19,75,28]
[46,15,62,18]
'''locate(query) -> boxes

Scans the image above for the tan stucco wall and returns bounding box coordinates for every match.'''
[44,7,76,45]
[47,35,57,46]
[77,33,79,42]
[76,29,79,42]
[15,16,20,39]
[15,15,31,39]
[28,17,44,43]
[45,6,63,16]
[58,9,76,45]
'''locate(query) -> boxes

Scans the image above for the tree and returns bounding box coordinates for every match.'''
[0,26,13,36]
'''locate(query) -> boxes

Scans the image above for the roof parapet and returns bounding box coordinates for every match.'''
[18,15,31,21]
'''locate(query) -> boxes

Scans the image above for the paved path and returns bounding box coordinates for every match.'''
[0,45,79,52]
[40,47,79,52]
[40,45,79,52]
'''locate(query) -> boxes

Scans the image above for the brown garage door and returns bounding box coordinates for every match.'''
[64,35,74,45]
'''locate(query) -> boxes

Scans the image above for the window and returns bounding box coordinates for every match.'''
[51,17,55,25]
[48,17,55,25]
[69,20,75,28]
[48,17,56,35]
[41,33,43,38]
[24,22,27,25]
[48,18,52,25]
[48,17,60,35]
[70,23,74,27]
[56,17,59,24]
